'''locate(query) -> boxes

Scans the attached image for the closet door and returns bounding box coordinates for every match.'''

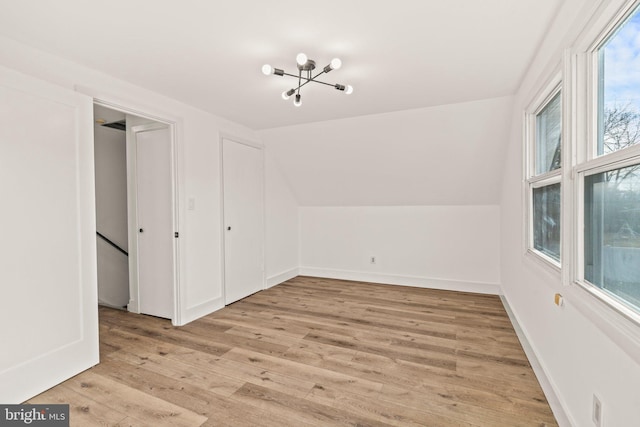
[0,66,98,403]
[222,138,264,304]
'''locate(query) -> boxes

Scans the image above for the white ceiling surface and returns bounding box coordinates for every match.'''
[261,96,514,206]
[0,0,562,130]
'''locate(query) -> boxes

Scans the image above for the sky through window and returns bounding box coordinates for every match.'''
[603,7,640,111]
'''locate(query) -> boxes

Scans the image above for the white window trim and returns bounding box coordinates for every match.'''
[576,152,640,176]
[524,74,563,272]
[560,48,575,288]
[571,0,640,327]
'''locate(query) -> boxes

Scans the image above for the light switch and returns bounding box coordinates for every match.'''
[188,197,195,211]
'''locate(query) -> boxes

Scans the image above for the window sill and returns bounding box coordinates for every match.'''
[574,280,640,327]
[525,249,561,276]
[569,280,640,365]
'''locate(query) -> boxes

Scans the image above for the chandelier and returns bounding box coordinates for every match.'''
[261,53,353,107]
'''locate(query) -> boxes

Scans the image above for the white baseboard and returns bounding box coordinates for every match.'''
[266,267,299,288]
[298,267,501,295]
[177,268,300,326]
[177,297,225,326]
[97,300,127,310]
[127,299,139,314]
[500,295,574,427]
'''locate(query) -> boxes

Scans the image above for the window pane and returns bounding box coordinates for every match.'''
[535,92,562,174]
[533,183,561,261]
[585,164,640,313]
[598,5,640,156]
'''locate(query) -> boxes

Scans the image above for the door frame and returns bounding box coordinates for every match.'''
[93,98,182,325]
[219,134,266,305]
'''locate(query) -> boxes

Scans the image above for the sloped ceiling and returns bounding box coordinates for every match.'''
[0,0,562,130]
[260,96,514,206]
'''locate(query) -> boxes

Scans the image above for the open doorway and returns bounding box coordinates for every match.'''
[93,104,177,321]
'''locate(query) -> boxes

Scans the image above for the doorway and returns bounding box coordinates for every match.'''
[93,104,177,320]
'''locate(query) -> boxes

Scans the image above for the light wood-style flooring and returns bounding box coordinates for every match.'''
[29,276,558,426]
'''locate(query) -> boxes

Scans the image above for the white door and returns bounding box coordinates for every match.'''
[134,124,174,319]
[0,66,98,403]
[223,138,264,304]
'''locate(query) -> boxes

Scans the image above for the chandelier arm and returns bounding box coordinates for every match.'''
[276,69,346,90]
[307,68,327,83]
[280,69,327,83]
[305,79,337,87]
[280,70,338,88]
[287,79,342,95]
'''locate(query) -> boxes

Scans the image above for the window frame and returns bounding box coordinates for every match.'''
[524,76,563,271]
[573,0,640,325]
[576,157,640,324]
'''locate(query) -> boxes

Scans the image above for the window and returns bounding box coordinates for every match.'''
[577,1,640,321]
[522,0,640,323]
[536,92,562,174]
[527,85,562,266]
[597,6,640,156]
[533,183,561,260]
[584,165,640,313]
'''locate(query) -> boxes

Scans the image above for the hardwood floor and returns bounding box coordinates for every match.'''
[28,277,558,426]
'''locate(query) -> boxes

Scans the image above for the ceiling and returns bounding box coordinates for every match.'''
[0,0,563,130]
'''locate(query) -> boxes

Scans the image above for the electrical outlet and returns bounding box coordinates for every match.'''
[370,256,376,264]
[593,394,603,427]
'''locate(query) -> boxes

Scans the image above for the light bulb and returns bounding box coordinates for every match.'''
[296,52,308,66]
[345,85,354,95]
[294,94,302,107]
[282,88,296,100]
[261,64,273,75]
[330,58,342,70]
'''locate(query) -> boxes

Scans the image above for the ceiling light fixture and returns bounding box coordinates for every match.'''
[262,52,353,106]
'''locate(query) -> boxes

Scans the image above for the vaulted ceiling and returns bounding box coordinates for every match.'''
[0,0,563,130]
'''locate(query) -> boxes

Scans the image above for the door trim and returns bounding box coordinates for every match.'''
[92,99,182,325]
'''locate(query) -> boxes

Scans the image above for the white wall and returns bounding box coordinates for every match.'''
[260,96,509,295]
[500,0,640,425]
[299,206,500,293]
[95,239,129,308]
[0,35,261,325]
[93,115,129,307]
[94,118,128,249]
[265,149,299,286]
